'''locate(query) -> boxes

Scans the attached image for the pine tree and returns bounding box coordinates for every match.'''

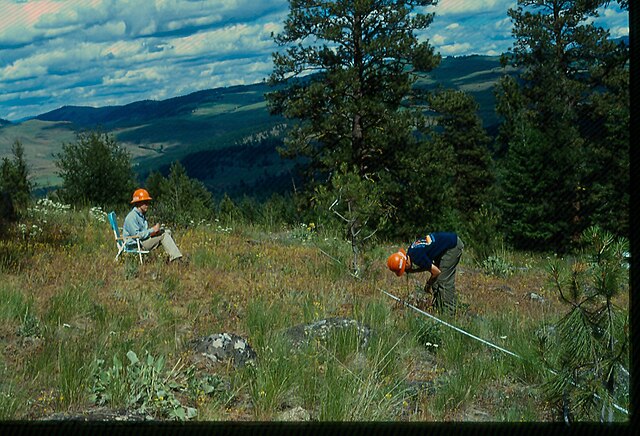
[268,0,440,241]
[495,0,628,251]
[269,0,439,172]
[0,140,33,210]
[313,162,390,275]
[546,226,629,422]
[578,26,629,237]
[427,89,494,215]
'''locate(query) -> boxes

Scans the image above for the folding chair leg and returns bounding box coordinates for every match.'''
[115,245,125,262]
[137,240,144,265]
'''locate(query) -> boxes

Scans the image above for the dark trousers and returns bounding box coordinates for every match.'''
[432,237,464,312]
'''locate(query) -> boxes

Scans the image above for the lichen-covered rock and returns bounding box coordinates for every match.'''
[528,292,546,303]
[277,406,311,421]
[42,407,149,421]
[192,333,256,367]
[284,317,371,349]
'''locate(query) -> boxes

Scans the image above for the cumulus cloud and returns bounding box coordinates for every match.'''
[431,0,516,16]
[439,42,472,56]
[609,26,629,38]
[431,34,447,45]
[0,0,289,119]
[0,0,629,120]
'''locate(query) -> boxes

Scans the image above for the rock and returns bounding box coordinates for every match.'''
[492,285,514,294]
[284,317,371,349]
[528,292,546,303]
[192,333,257,367]
[42,407,149,421]
[461,407,492,422]
[277,406,311,421]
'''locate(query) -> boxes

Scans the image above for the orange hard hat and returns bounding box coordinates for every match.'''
[387,248,409,277]
[131,188,152,204]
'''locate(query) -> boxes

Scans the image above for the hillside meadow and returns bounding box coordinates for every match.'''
[0,201,629,422]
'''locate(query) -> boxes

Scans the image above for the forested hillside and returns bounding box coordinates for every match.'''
[0,55,512,198]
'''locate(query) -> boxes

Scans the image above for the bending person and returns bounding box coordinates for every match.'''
[387,232,464,313]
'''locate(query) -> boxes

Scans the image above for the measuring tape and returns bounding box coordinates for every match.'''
[380,288,629,417]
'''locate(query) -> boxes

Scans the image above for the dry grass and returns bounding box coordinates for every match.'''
[0,205,630,422]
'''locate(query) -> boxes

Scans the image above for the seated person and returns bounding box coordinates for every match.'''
[123,188,183,262]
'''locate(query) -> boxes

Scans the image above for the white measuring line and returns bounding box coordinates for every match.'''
[380,288,629,416]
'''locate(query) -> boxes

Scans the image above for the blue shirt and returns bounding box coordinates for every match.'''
[407,232,457,271]
[123,207,153,246]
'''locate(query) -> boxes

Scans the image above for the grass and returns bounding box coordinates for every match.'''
[0,201,630,422]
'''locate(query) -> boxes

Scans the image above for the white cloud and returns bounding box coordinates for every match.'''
[609,26,629,38]
[0,0,629,120]
[432,0,515,16]
[84,20,128,41]
[431,34,447,45]
[439,42,472,56]
[494,17,512,31]
[1,56,47,80]
[102,66,165,87]
[603,7,626,19]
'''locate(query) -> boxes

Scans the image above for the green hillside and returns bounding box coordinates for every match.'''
[0,55,512,196]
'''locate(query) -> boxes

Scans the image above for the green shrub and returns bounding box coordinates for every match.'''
[145,162,214,228]
[461,205,503,265]
[55,130,135,208]
[0,239,33,273]
[407,316,442,351]
[17,306,42,338]
[246,298,290,350]
[89,350,222,421]
[545,226,630,422]
[481,255,513,278]
[244,335,296,419]
[0,284,30,322]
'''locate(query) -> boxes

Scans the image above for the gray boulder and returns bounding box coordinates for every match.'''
[277,406,311,421]
[284,317,371,349]
[192,333,257,367]
[528,292,547,303]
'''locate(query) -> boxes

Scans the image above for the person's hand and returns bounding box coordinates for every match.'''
[151,223,161,236]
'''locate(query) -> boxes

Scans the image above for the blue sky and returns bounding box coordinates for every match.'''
[0,0,629,121]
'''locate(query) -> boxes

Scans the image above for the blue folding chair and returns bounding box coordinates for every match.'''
[108,211,149,264]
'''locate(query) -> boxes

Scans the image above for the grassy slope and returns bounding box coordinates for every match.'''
[0,206,630,422]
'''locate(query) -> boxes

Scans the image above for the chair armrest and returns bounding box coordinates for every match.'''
[116,235,142,241]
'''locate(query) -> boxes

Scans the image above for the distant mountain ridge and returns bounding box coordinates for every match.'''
[2,41,628,198]
[17,33,632,128]
[33,55,509,129]
[35,84,270,128]
[1,55,516,198]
